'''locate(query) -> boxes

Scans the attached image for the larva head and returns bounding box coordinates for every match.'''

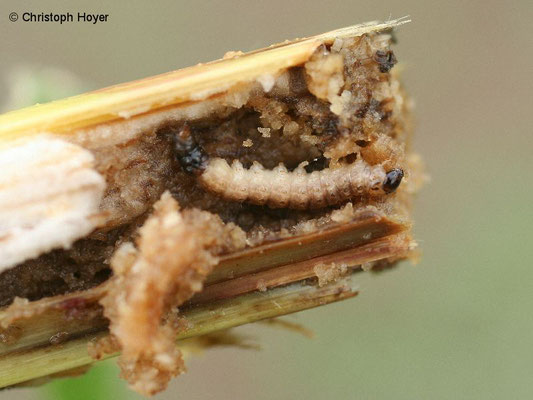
[382,168,404,194]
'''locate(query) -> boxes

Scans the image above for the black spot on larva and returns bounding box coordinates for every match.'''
[355,140,370,147]
[304,156,329,173]
[374,50,397,73]
[383,168,404,193]
[170,126,209,175]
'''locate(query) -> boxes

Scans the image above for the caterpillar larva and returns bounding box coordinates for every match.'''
[199,158,403,209]
[170,127,403,210]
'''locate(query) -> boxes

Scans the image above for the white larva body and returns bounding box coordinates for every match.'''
[199,157,387,209]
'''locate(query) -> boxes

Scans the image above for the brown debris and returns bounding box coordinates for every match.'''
[305,47,345,103]
[98,192,245,395]
[313,262,349,287]
[0,325,22,345]
[1,297,39,328]
[87,335,120,360]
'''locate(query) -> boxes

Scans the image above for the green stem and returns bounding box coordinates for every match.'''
[0,276,358,388]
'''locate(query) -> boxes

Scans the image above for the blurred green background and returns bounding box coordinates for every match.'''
[1,0,532,399]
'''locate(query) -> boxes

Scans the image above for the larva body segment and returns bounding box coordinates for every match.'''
[307,171,326,209]
[323,172,339,206]
[272,164,291,208]
[228,160,248,202]
[289,166,310,209]
[337,170,354,199]
[247,161,271,205]
[199,157,393,210]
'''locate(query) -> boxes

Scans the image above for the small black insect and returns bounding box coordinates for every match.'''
[170,125,208,174]
[382,168,404,193]
[374,50,397,73]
